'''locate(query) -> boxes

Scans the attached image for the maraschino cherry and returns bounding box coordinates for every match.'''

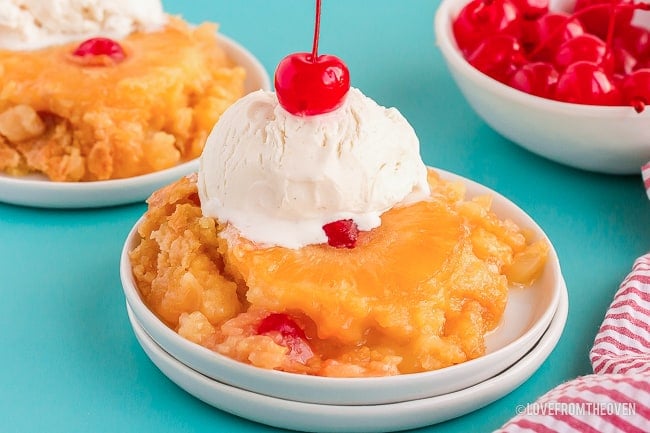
[72,37,126,65]
[452,0,522,55]
[257,313,313,363]
[468,34,526,83]
[322,219,359,248]
[554,61,621,105]
[554,34,606,71]
[622,68,650,112]
[508,61,558,97]
[573,0,635,40]
[274,0,350,116]
[614,25,650,60]
[524,12,584,61]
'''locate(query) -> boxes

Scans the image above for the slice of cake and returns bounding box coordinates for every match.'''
[0,1,245,181]
[128,2,548,377]
[128,88,549,377]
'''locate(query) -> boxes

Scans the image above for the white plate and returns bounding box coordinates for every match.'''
[127,284,568,433]
[0,33,271,209]
[121,168,565,405]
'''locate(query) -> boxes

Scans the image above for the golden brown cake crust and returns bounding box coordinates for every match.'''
[0,18,246,181]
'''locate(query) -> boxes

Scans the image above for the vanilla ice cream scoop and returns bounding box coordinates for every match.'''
[198,87,431,249]
[0,0,167,50]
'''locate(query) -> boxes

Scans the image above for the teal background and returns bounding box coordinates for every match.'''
[1,0,649,432]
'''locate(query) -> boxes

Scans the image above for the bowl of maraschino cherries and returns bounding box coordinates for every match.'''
[434,0,650,174]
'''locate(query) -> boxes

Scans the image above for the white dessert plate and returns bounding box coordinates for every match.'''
[0,34,271,209]
[127,284,568,433]
[120,168,565,405]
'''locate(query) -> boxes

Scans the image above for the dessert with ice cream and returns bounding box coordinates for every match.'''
[0,0,245,181]
[129,1,549,377]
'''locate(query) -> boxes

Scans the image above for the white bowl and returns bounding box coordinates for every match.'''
[126,284,568,433]
[434,0,650,175]
[0,33,271,208]
[120,169,565,405]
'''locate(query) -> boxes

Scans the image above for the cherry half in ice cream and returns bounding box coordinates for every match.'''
[322,219,359,248]
[274,0,350,115]
[72,37,126,64]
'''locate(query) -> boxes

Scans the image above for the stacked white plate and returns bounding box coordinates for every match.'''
[120,170,568,432]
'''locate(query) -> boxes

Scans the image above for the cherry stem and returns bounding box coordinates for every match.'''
[311,0,322,61]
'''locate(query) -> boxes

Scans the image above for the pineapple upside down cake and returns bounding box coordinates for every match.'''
[0,2,245,182]
[129,0,548,377]
[128,78,548,378]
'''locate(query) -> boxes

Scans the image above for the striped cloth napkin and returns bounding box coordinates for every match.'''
[497,170,650,433]
[644,163,650,201]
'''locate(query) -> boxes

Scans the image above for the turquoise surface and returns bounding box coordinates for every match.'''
[1,1,649,432]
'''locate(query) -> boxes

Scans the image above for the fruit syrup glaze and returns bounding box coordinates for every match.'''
[452,0,650,112]
[257,0,356,345]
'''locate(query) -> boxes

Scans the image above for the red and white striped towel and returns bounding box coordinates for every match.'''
[497,170,650,433]
[590,256,650,376]
[498,255,650,432]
